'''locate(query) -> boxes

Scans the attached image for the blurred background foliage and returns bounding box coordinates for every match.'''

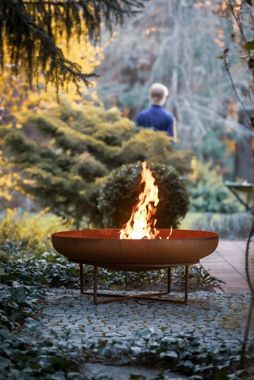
[0,209,73,258]
[97,0,254,183]
[189,160,244,214]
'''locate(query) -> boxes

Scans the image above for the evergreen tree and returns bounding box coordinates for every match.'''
[0,0,146,93]
[3,99,192,228]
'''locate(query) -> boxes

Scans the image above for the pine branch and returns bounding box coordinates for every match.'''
[0,0,147,93]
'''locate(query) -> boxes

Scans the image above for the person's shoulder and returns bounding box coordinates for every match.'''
[164,110,174,121]
[137,107,150,116]
[136,108,150,121]
[135,110,145,125]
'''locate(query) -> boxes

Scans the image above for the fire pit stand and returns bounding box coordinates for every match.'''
[79,263,191,305]
[51,228,219,306]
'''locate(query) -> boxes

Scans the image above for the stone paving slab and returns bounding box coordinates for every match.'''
[201,240,252,293]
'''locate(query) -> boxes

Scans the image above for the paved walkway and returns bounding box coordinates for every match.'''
[201,240,252,293]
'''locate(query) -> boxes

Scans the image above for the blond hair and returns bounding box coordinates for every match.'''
[149,83,169,105]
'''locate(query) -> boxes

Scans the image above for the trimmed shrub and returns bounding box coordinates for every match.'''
[98,162,189,229]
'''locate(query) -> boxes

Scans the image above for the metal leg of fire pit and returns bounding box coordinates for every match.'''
[184,265,189,304]
[79,263,84,294]
[93,266,99,305]
[167,267,172,294]
[85,265,189,305]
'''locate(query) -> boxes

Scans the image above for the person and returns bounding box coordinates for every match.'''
[135,83,175,138]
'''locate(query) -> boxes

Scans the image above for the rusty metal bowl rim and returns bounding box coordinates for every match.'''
[51,228,219,271]
[51,228,219,241]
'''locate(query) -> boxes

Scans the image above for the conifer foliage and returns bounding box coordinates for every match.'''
[3,100,191,228]
[0,0,146,92]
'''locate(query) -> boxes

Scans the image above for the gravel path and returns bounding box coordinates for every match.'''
[41,288,251,347]
[40,289,253,379]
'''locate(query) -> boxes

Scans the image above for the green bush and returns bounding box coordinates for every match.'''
[117,128,192,172]
[190,181,241,213]
[98,162,189,229]
[191,212,252,239]
[189,163,242,213]
[200,128,236,177]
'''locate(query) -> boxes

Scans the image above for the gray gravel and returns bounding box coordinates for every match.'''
[81,363,186,379]
[41,288,251,347]
[39,289,253,379]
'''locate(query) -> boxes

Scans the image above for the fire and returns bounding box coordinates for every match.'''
[120,162,160,239]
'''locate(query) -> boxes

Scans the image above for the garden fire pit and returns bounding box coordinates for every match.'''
[52,228,219,304]
[52,162,219,304]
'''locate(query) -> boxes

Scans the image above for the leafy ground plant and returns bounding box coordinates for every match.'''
[0,325,87,380]
[83,335,254,380]
[0,255,222,294]
[0,259,107,380]
[174,265,225,290]
[1,324,253,379]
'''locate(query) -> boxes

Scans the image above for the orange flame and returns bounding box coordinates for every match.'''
[120,162,160,239]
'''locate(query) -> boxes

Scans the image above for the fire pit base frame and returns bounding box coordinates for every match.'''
[79,264,190,305]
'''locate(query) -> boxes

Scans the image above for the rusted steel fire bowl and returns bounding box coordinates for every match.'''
[51,229,219,271]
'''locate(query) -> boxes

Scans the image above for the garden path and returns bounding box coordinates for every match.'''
[41,289,250,378]
[201,240,252,293]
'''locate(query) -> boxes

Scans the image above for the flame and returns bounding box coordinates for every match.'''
[120,162,160,239]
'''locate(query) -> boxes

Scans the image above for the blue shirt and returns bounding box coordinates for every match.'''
[135,104,174,137]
